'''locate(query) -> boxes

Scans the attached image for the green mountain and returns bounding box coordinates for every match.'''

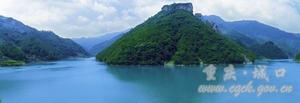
[199,14,300,57]
[96,3,255,65]
[0,15,88,66]
[249,41,288,59]
[197,15,288,59]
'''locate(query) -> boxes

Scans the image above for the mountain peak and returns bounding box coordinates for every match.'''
[97,4,255,65]
[0,15,34,33]
[162,3,193,13]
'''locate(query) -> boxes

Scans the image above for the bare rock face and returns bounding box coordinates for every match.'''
[162,3,193,13]
[195,13,203,17]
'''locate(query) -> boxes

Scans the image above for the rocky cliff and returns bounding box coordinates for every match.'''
[162,3,193,13]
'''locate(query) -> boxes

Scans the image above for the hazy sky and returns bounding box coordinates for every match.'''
[0,0,299,38]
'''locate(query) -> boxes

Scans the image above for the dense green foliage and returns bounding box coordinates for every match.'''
[97,9,255,65]
[0,31,88,65]
[295,53,300,61]
[0,16,88,66]
[0,42,26,61]
[250,41,288,59]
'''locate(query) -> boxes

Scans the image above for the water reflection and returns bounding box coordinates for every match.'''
[106,61,300,103]
[0,58,299,103]
[106,65,226,103]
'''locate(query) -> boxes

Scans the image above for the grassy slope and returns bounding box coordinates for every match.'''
[0,60,25,66]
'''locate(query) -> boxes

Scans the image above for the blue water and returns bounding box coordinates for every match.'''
[0,58,299,103]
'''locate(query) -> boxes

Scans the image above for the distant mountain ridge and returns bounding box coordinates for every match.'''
[89,32,127,55]
[72,30,129,55]
[73,32,121,51]
[198,14,299,57]
[0,15,88,65]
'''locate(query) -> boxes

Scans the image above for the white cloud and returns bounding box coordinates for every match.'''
[0,0,299,38]
[77,16,89,23]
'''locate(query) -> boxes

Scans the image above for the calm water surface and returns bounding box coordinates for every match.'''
[0,58,299,103]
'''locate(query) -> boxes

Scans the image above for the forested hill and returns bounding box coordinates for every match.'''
[0,15,88,66]
[96,3,255,65]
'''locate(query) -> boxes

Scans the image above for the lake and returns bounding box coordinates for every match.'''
[0,58,299,103]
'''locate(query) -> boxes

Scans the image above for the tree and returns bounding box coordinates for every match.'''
[295,53,300,61]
